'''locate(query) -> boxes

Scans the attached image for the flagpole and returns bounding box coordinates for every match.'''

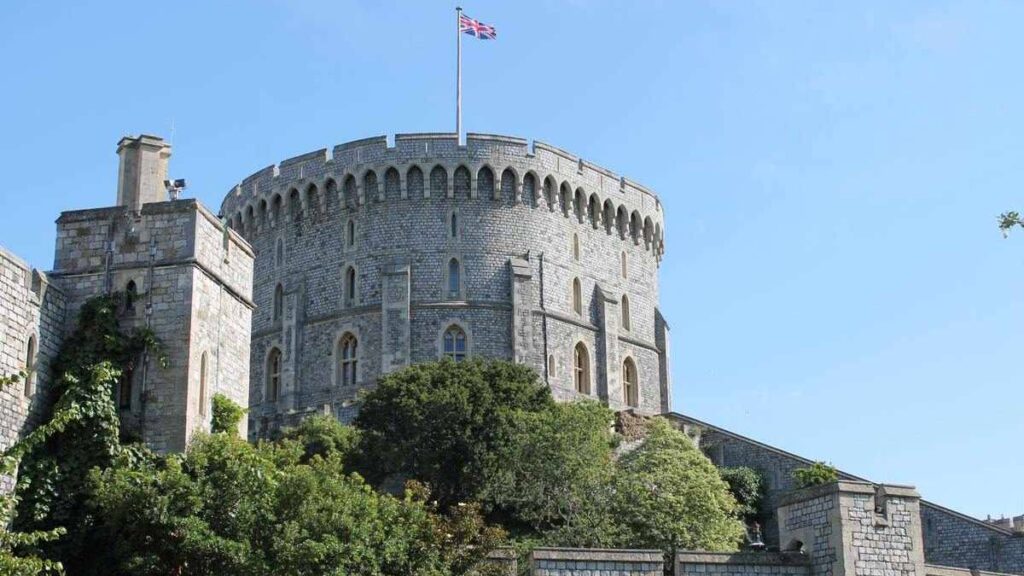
[456,6,463,144]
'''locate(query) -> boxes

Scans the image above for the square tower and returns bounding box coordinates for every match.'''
[50,135,255,452]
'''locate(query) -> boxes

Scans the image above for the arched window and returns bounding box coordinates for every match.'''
[477,166,494,198]
[199,352,209,417]
[450,212,458,239]
[443,325,467,361]
[118,361,134,409]
[337,333,358,386]
[275,238,284,267]
[407,165,424,197]
[621,295,631,331]
[621,251,628,278]
[266,348,282,402]
[572,278,582,316]
[344,267,357,308]
[623,357,639,408]
[430,165,447,198]
[573,342,590,394]
[346,220,356,249]
[273,284,284,322]
[24,336,36,397]
[125,280,137,311]
[447,258,461,299]
[572,233,580,261]
[523,173,537,206]
[363,170,378,200]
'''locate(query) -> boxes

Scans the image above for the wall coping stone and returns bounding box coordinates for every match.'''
[926,564,1020,576]
[677,551,811,566]
[531,547,663,563]
[776,480,920,508]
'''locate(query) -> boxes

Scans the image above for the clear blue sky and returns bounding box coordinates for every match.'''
[2,1,1021,519]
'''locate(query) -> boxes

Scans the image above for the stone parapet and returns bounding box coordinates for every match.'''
[529,547,663,576]
[677,551,811,576]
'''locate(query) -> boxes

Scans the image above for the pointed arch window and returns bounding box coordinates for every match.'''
[623,357,639,408]
[572,278,582,316]
[344,267,357,308]
[574,342,590,395]
[337,333,358,386]
[273,284,284,322]
[447,258,462,299]
[125,280,138,311]
[199,352,209,417]
[267,348,282,402]
[621,295,631,331]
[443,325,467,361]
[24,335,36,397]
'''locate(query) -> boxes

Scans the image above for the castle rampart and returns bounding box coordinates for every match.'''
[217,133,670,436]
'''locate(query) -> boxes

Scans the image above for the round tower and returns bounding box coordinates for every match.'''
[219,133,669,436]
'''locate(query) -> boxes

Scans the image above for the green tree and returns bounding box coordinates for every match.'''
[480,401,620,546]
[611,419,745,552]
[276,414,360,464]
[210,393,246,435]
[354,359,553,508]
[792,461,839,488]
[999,211,1022,236]
[0,372,81,576]
[719,467,765,522]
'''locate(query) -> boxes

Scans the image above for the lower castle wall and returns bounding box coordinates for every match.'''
[677,552,811,576]
[0,247,65,489]
[530,548,663,576]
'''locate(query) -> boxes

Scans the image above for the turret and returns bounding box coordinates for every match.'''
[116,134,171,212]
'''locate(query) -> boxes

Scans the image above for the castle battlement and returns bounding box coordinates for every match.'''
[220,133,665,261]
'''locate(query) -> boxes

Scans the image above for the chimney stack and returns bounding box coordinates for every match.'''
[116,134,172,212]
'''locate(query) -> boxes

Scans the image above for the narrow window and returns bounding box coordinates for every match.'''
[125,280,137,311]
[346,220,355,248]
[338,333,358,386]
[273,284,284,322]
[574,342,590,394]
[450,212,458,239]
[573,233,580,261]
[199,352,209,417]
[572,278,582,316]
[118,361,134,409]
[345,267,357,307]
[623,357,639,408]
[621,295,631,331]
[267,348,282,402]
[24,336,36,397]
[448,258,461,299]
[548,354,556,378]
[275,238,284,267]
[443,325,468,361]
[621,251,627,279]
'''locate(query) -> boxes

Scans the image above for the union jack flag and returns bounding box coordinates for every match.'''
[460,13,496,39]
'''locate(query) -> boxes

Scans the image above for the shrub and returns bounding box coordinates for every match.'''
[792,461,839,488]
[210,394,246,435]
[719,467,765,522]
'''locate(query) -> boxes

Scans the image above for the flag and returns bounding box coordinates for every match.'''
[459,13,496,39]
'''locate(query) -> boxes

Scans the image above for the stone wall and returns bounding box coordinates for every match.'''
[219,133,670,437]
[529,548,663,576]
[0,247,65,490]
[667,413,1024,575]
[676,552,811,576]
[51,199,254,452]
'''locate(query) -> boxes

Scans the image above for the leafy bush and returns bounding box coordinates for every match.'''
[611,419,745,551]
[719,467,765,521]
[354,359,553,508]
[276,414,359,464]
[210,394,245,435]
[792,461,839,488]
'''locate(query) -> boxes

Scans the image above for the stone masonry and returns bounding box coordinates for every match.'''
[217,133,671,437]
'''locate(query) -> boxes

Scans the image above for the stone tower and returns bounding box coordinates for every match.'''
[46,134,255,452]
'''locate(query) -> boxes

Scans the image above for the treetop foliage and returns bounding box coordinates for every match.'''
[792,461,840,489]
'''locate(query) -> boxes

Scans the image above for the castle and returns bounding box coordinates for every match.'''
[1,133,1021,575]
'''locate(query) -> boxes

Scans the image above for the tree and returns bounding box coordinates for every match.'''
[480,401,621,546]
[210,394,246,435]
[276,414,360,464]
[354,359,553,508]
[0,372,80,576]
[611,419,745,552]
[792,461,839,488]
[999,211,1022,237]
[719,467,766,523]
